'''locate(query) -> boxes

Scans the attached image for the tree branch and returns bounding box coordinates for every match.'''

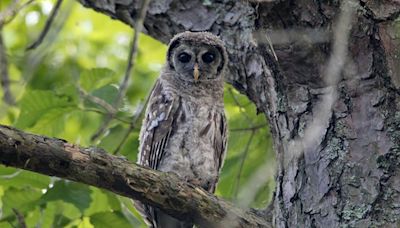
[0,28,14,105]
[12,208,27,228]
[26,0,63,50]
[0,125,271,228]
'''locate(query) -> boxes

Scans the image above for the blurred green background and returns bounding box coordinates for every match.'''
[0,0,275,227]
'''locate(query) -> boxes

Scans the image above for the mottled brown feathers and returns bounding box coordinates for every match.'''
[135,31,228,228]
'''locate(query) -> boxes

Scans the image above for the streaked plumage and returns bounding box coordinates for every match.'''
[135,31,228,228]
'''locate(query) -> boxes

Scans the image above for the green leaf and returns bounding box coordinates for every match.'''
[15,90,76,129]
[78,217,94,228]
[0,167,51,189]
[38,201,57,228]
[52,213,72,227]
[117,130,140,161]
[79,68,116,92]
[84,188,114,216]
[25,207,41,228]
[2,187,42,217]
[219,155,241,179]
[30,107,75,136]
[90,211,132,228]
[0,186,4,217]
[105,191,122,211]
[41,181,92,213]
[118,196,144,226]
[97,124,140,160]
[57,84,80,105]
[0,222,12,228]
[47,200,82,222]
[0,166,18,175]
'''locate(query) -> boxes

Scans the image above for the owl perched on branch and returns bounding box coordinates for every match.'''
[135,31,228,228]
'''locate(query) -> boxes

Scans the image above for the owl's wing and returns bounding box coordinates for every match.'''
[215,113,228,172]
[138,79,179,170]
[208,112,228,193]
[135,79,180,227]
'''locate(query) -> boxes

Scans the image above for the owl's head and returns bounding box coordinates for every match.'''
[167,31,228,82]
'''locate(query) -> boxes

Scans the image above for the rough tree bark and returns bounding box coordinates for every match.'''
[1,0,399,227]
[75,0,400,227]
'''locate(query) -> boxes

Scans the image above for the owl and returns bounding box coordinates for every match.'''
[135,31,228,228]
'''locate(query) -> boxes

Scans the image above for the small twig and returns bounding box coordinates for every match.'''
[112,101,146,155]
[112,77,156,154]
[81,107,131,124]
[0,0,34,105]
[0,28,14,105]
[230,123,268,132]
[0,0,19,27]
[0,169,22,179]
[91,0,151,142]
[233,130,256,199]
[12,208,27,228]
[112,108,143,154]
[26,0,63,50]
[78,88,117,114]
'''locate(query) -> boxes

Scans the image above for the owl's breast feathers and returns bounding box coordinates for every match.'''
[138,78,227,188]
[136,78,227,227]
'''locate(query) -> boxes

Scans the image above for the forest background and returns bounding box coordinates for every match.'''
[0,1,274,227]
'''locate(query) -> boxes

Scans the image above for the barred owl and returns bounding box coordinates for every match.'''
[135,31,228,228]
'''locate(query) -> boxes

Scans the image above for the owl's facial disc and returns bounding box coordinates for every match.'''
[171,43,223,82]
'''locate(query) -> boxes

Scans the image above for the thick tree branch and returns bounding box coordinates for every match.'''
[0,125,271,228]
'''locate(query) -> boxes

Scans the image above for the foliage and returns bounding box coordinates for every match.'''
[0,0,275,227]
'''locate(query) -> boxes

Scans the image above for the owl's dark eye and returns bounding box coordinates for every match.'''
[202,52,215,63]
[177,52,191,63]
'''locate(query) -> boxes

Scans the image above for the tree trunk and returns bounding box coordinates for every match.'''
[255,1,400,227]
[12,0,400,226]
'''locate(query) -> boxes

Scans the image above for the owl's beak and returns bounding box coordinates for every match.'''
[193,63,199,81]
